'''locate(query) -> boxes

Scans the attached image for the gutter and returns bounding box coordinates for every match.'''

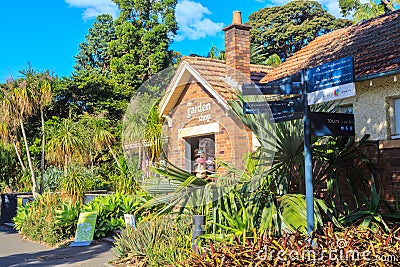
[356,68,400,81]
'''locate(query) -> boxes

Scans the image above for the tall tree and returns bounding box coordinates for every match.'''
[247,0,353,62]
[46,116,88,170]
[59,0,178,121]
[0,69,53,197]
[339,0,399,22]
[74,14,116,73]
[109,0,177,95]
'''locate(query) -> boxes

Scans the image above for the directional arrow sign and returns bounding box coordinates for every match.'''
[309,112,355,136]
[243,97,304,123]
[242,71,303,96]
[269,97,304,114]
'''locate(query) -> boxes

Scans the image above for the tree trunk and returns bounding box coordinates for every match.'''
[381,0,395,11]
[12,141,26,171]
[20,118,38,198]
[108,143,122,169]
[40,108,45,194]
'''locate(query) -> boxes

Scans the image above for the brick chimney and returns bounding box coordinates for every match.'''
[223,11,251,78]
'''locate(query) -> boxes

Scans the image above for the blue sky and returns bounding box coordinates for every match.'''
[0,0,342,82]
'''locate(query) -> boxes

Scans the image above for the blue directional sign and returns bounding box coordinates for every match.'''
[269,97,304,114]
[309,112,355,136]
[242,71,303,96]
[306,56,355,104]
[243,97,304,123]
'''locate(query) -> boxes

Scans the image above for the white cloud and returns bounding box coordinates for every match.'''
[269,0,344,18]
[319,0,342,18]
[65,0,119,20]
[175,0,224,42]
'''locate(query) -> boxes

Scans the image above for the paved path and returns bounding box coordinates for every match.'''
[0,225,116,267]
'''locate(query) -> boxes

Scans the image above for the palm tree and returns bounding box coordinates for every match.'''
[21,68,53,193]
[82,114,121,169]
[0,77,39,196]
[0,91,26,171]
[46,116,88,171]
[0,68,54,197]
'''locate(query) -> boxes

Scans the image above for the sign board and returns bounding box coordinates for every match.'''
[242,71,303,96]
[309,112,355,136]
[243,101,269,114]
[243,97,304,123]
[269,97,304,114]
[306,56,355,105]
[273,112,303,123]
[124,214,136,228]
[70,212,97,247]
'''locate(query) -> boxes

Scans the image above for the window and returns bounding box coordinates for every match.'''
[184,134,215,173]
[392,98,400,139]
[338,104,353,114]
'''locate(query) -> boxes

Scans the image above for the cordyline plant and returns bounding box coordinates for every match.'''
[181,223,400,267]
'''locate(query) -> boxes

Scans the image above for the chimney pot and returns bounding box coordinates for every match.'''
[232,11,242,25]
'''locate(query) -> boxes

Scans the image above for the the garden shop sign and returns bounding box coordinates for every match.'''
[187,102,212,122]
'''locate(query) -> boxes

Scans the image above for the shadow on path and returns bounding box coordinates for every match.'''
[0,225,115,267]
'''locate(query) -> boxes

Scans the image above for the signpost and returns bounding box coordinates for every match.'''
[242,56,356,237]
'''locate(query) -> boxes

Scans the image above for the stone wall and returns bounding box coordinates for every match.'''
[340,75,400,140]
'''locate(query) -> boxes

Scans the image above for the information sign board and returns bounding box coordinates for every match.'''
[243,97,304,123]
[309,112,355,136]
[306,56,355,104]
[70,212,97,247]
[242,71,303,95]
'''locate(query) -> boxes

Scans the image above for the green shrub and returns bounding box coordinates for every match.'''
[42,166,63,192]
[13,193,74,246]
[61,165,89,201]
[113,215,192,266]
[82,191,154,239]
[13,190,158,246]
[55,199,81,236]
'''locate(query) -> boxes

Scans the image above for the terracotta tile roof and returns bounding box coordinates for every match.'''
[260,9,400,83]
[181,56,274,99]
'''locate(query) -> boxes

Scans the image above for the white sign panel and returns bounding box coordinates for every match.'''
[307,82,355,105]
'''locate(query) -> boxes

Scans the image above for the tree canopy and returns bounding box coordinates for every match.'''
[247,0,353,63]
[57,0,178,121]
[339,0,399,22]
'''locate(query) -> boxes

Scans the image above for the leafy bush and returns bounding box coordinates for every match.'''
[81,191,154,239]
[42,166,63,192]
[185,224,400,266]
[14,190,156,246]
[14,193,74,246]
[113,215,192,266]
[61,165,89,201]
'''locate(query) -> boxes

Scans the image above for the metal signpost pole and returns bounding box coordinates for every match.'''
[302,69,315,236]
